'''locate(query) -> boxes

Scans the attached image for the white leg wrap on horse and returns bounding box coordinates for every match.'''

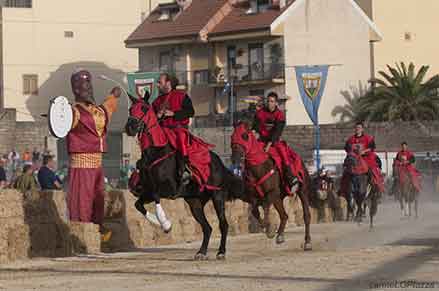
[155,203,172,231]
[144,211,161,227]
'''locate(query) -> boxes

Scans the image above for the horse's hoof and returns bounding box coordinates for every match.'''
[163,225,172,234]
[194,253,208,261]
[266,230,276,239]
[304,242,312,251]
[276,234,285,244]
[216,253,226,260]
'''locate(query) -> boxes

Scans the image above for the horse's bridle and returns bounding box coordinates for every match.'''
[128,104,160,136]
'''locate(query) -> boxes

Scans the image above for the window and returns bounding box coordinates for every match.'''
[159,51,172,72]
[257,0,270,12]
[246,0,270,14]
[23,74,38,95]
[249,89,265,97]
[193,70,209,85]
[64,31,74,38]
[4,0,32,8]
[158,9,171,21]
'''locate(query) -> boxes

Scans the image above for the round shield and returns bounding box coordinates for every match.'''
[48,96,73,138]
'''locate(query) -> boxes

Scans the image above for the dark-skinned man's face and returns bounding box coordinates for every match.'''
[72,71,95,104]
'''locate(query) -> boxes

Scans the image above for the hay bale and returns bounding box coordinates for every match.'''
[7,225,30,261]
[69,222,100,254]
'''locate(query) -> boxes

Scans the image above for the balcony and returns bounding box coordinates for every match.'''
[208,63,285,86]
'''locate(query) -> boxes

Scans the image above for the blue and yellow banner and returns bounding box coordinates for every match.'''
[294,65,329,125]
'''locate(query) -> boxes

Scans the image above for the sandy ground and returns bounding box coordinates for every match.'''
[0,194,438,291]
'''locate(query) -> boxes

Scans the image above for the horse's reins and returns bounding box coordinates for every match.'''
[130,104,175,170]
[237,143,276,198]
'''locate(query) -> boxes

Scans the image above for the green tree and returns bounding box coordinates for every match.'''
[361,62,439,122]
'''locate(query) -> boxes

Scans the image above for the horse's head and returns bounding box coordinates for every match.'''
[125,93,167,149]
[230,121,254,166]
[125,97,150,137]
[312,174,332,201]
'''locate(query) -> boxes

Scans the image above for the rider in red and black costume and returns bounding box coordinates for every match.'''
[340,122,385,196]
[152,73,195,184]
[392,141,421,192]
[252,92,301,192]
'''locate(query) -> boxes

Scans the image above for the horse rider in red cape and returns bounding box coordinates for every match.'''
[152,73,195,186]
[67,69,121,242]
[339,122,385,197]
[251,91,305,193]
[392,141,422,193]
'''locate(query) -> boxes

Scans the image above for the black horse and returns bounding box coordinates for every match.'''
[125,97,244,260]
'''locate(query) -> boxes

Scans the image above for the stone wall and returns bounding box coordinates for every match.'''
[0,109,48,155]
[2,106,439,164]
[192,121,439,160]
[0,189,346,263]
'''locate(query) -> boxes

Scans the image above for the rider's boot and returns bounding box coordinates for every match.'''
[284,166,299,194]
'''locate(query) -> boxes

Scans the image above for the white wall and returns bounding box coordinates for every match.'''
[279,0,373,125]
[2,0,144,125]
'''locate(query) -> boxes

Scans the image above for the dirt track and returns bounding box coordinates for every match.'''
[1,195,438,291]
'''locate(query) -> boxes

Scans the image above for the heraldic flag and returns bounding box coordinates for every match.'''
[127,72,161,103]
[294,65,329,125]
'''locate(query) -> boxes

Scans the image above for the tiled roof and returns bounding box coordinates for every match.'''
[125,0,228,45]
[125,0,294,45]
[209,5,288,36]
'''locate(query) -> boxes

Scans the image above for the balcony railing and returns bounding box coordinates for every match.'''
[209,63,285,85]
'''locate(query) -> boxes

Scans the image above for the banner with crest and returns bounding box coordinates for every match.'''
[294,65,329,125]
[127,72,161,103]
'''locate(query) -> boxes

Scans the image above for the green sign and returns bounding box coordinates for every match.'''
[127,72,160,103]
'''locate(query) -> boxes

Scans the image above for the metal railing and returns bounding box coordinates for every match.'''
[209,63,285,84]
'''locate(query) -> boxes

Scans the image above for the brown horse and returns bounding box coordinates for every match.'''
[230,122,312,250]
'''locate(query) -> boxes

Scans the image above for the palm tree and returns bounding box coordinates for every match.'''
[360,62,439,122]
[332,82,369,123]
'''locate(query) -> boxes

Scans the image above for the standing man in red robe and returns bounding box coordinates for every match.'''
[252,92,304,193]
[67,70,120,242]
[340,122,385,196]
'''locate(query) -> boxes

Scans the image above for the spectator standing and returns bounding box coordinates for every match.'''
[32,148,41,164]
[22,149,32,166]
[8,149,20,172]
[0,158,7,189]
[119,160,134,189]
[38,155,62,190]
[13,164,38,194]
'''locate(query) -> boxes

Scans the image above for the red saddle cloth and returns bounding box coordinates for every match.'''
[394,160,422,193]
[267,141,305,183]
[344,152,385,193]
[163,127,217,191]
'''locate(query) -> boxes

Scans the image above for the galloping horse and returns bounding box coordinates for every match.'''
[125,97,244,260]
[393,158,419,218]
[230,122,312,250]
[343,152,379,229]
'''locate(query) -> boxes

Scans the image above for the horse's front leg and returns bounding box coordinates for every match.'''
[250,199,265,231]
[297,189,312,251]
[135,195,161,227]
[262,201,276,239]
[271,194,288,244]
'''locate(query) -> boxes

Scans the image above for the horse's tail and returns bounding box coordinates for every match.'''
[210,152,245,201]
[223,166,245,201]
